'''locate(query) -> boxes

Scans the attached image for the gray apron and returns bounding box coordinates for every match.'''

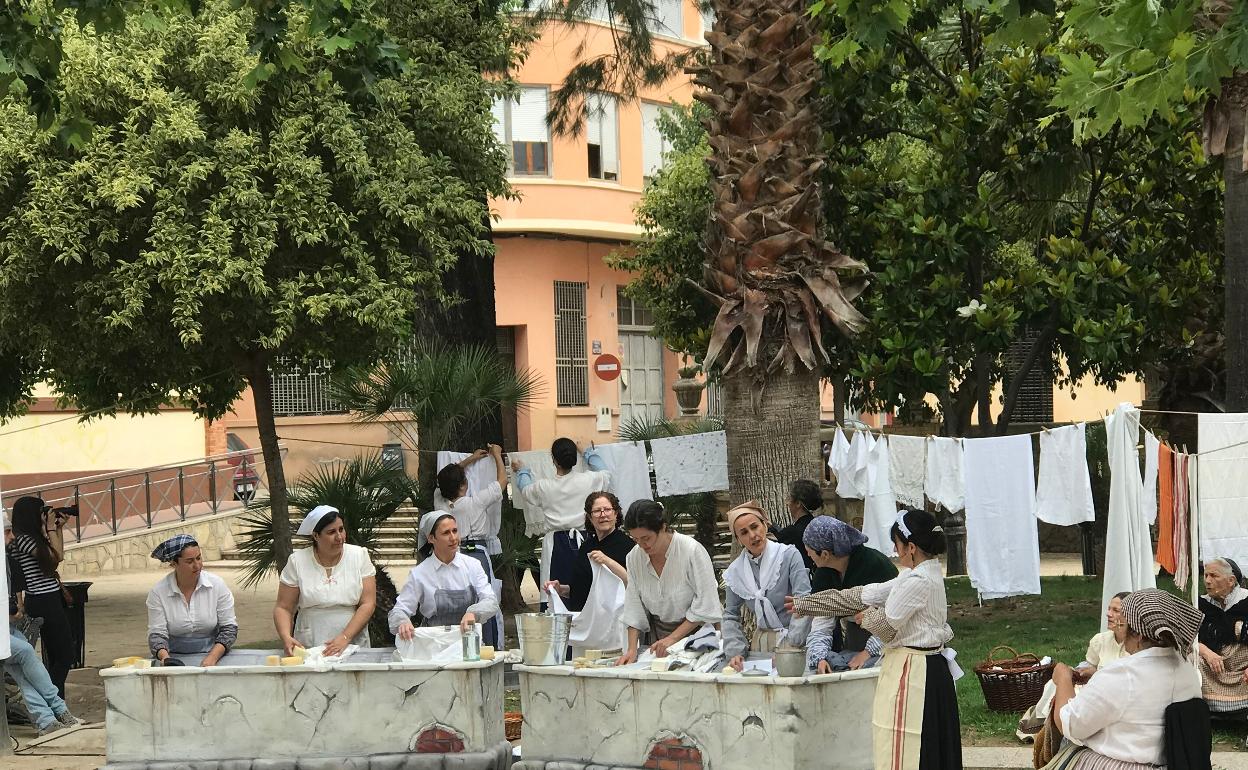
[647,615,681,645]
[422,587,478,627]
[169,634,216,654]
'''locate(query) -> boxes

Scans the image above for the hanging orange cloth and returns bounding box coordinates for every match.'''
[1155,442,1177,575]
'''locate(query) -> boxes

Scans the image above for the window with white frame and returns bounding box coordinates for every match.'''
[554,281,590,407]
[491,87,551,176]
[586,93,619,181]
[641,102,674,181]
[651,0,683,37]
[701,1,714,33]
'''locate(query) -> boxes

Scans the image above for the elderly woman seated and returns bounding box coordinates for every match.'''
[1038,589,1205,770]
[1197,557,1248,714]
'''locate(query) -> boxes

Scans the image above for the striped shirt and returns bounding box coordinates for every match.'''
[7,534,61,595]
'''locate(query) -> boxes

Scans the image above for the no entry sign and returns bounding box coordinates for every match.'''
[594,354,622,381]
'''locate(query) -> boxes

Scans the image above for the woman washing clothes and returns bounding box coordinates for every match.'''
[722,501,810,671]
[616,500,722,665]
[788,509,960,770]
[389,511,498,637]
[543,491,633,611]
[146,534,238,666]
[274,505,376,656]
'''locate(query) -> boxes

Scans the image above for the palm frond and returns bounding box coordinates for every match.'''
[616,413,724,441]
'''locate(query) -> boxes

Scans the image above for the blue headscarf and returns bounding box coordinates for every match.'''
[151,534,197,563]
[802,515,867,557]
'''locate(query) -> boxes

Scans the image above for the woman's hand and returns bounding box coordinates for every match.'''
[511,458,526,472]
[784,595,800,616]
[156,649,171,662]
[488,443,502,458]
[1051,662,1074,685]
[1204,649,1226,675]
[649,636,675,658]
[542,580,570,598]
[817,660,832,675]
[460,612,477,634]
[728,655,745,672]
[616,648,637,666]
[587,551,613,566]
[281,636,303,657]
[849,650,871,670]
[322,633,349,658]
[852,611,865,625]
[397,620,416,641]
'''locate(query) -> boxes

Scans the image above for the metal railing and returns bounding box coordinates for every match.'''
[2,448,277,545]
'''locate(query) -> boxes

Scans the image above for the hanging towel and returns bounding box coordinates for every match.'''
[1142,431,1160,525]
[1188,454,1201,597]
[1034,424,1095,526]
[963,434,1041,599]
[887,435,927,508]
[650,431,729,496]
[862,434,897,556]
[924,437,965,512]
[435,450,503,554]
[833,430,871,500]
[1196,414,1248,573]
[1174,451,1191,591]
[1155,443,1176,575]
[592,441,653,513]
[1102,403,1157,629]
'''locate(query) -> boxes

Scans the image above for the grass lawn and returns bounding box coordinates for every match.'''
[949,575,1246,749]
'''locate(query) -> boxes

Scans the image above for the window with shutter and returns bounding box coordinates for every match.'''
[554,281,589,407]
[641,102,672,181]
[651,0,683,37]
[586,93,619,181]
[493,87,550,177]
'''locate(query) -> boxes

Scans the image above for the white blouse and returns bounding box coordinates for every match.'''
[621,532,723,631]
[434,482,503,551]
[146,570,237,640]
[1085,629,1126,668]
[387,552,498,632]
[1060,646,1201,764]
[863,559,954,649]
[518,469,611,534]
[279,544,376,610]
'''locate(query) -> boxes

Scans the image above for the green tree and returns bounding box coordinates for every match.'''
[0,0,513,570]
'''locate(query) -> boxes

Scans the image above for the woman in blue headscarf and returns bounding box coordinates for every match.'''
[146,534,238,666]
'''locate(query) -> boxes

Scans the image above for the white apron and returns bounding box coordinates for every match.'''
[294,605,370,648]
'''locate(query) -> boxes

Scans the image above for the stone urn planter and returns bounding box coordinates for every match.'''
[672,369,705,416]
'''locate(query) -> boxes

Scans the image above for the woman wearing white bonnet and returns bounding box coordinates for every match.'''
[273,505,376,656]
[388,510,498,638]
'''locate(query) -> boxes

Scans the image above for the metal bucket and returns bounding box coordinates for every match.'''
[516,613,573,665]
[773,647,807,678]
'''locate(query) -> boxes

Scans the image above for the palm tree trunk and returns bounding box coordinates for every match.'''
[1224,82,1248,411]
[722,367,822,526]
[247,352,293,572]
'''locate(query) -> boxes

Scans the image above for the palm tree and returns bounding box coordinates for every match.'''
[536,0,870,522]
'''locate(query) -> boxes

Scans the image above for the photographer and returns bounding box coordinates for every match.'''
[6,496,74,697]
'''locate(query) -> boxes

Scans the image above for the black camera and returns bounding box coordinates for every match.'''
[48,505,79,518]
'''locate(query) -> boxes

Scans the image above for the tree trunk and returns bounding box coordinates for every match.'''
[722,367,822,526]
[247,352,293,572]
[1225,98,1248,411]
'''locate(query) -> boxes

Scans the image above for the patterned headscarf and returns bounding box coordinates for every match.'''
[151,534,197,563]
[802,514,867,557]
[1120,589,1202,656]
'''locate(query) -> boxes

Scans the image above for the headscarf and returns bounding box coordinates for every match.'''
[1224,558,1245,586]
[151,534,197,563]
[296,505,339,536]
[1120,589,1202,656]
[725,501,767,533]
[417,510,458,551]
[802,515,867,557]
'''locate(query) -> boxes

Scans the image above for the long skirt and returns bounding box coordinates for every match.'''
[1199,642,1248,713]
[872,647,961,770]
[1039,743,1159,770]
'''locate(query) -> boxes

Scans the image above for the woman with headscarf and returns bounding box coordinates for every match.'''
[1196,557,1248,714]
[801,515,898,673]
[6,496,74,697]
[1041,589,1205,770]
[389,511,498,637]
[722,502,811,671]
[274,505,376,657]
[788,509,960,770]
[146,535,238,666]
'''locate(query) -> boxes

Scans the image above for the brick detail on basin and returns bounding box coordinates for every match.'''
[415,725,465,753]
[643,735,704,770]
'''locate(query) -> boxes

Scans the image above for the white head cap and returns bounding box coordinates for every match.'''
[296,505,339,536]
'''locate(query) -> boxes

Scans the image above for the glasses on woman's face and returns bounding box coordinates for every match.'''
[591,506,615,515]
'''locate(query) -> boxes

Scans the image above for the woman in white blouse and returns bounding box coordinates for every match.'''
[146,534,238,667]
[274,505,376,657]
[790,509,960,770]
[616,500,722,665]
[389,511,498,636]
[1045,589,1204,770]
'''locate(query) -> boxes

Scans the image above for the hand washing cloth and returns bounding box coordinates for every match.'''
[1142,431,1160,525]
[1197,413,1248,574]
[650,431,729,496]
[1103,403,1156,628]
[888,435,927,509]
[1034,423,1095,525]
[591,441,653,512]
[963,434,1041,600]
[924,437,965,512]
[863,434,898,557]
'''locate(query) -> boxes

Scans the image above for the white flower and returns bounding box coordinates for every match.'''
[956,299,984,318]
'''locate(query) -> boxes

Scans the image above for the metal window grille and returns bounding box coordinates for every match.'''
[1005,326,1054,423]
[704,379,724,418]
[554,281,589,407]
[269,358,346,416]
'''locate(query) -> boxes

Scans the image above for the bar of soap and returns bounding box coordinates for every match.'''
[132,660,152,669]
[265,655,282,666]
[584,649,601,661]
[113,656,142,668]
[480,646,496,660]
[292,646,308,659]
[721,665,739,675]
[650,659,672,672]
[280,656,302,666]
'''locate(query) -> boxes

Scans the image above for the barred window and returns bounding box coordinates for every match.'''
[1005,327,1054,423]
[269,358,345,417]
[554,281,589,407]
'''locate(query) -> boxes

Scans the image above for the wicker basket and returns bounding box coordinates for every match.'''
[504,711,523,742]
[974,645,1055,713]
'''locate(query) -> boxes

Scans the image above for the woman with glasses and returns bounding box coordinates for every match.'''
[544,491,634,611]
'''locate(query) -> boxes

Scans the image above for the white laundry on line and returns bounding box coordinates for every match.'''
[862,433,898,557]
[829,427,861,499]
[1197,414,1248,573]
[887,434,927,509]
[1034,424,1095,526]
[650,431,729,496]
[591,441,653,513]
[962,434,1041,600]
[925,437,965,512]
[1102,403,1156,629]
[1142,431,1160,526]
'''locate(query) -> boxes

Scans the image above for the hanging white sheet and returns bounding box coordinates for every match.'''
[1197,414,1248,573]
[1142,431,1160,526]
[1102,403,1156,629]
[829,428,862,499]
[650,431,729,496]
[435,450,503,554]
[863,434,898,557]
[887,434,927,509]
[963,434,1041,600]
[924,437,965,512]
[592,441,653,513]
[1034,424,1095,526]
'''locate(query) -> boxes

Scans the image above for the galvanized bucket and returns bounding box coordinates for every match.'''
[516,612,573,666]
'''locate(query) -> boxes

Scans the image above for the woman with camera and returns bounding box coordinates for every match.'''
[6,496,74,697]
